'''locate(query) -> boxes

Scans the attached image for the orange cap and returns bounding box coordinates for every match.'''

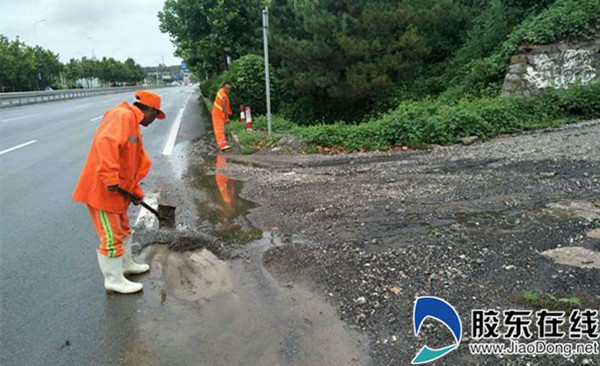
[134,90,166,120]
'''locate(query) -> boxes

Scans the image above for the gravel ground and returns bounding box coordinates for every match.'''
[198,121,600,365]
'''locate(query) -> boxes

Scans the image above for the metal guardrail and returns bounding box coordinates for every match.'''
[0,86,171,108]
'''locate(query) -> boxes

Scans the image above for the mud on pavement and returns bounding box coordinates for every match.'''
[211,120,600,366]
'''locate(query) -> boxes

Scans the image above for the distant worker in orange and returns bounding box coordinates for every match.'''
[73,90,166,295]
[212,81,233,151]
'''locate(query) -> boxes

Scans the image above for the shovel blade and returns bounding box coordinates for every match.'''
[157,204,176,229]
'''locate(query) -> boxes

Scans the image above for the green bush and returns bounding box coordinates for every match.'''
[248,82,599,152]
[203,54,280,116]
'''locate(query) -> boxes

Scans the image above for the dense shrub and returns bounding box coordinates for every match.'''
[201,55,279,116]
[247,83,599,151]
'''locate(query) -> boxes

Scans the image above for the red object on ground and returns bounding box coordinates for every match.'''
[245,106,253,131]
[240,104,246,124]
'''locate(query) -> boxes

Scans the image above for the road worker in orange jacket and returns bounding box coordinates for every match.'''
[212,81,233,151]
[73,90,166,294]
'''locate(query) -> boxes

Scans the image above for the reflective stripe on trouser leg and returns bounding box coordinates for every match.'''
[86,205,127,258]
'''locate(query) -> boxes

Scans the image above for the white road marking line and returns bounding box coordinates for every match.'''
[90,115,103,121]
[162,94,193,156]
[134,192,159,229]
[0,140,38,156]
[1,113,42,122]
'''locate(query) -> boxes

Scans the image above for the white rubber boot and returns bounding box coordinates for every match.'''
[97,251,143,294]
[122,235,150,275]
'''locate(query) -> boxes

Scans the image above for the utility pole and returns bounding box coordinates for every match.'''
[262,8,272,136]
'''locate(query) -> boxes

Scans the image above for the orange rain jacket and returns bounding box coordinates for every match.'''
[73,102,151,214]
[211,88,232,121]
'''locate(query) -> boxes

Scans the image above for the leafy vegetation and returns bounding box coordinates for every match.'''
[0,36,62,92]
[446,0,600,98]
[64,57,146,88]
[201,54,280,116]
[520,291,585,311]
[162,0,600,152]
[233,82,599,152]
[159,0,263,77]
[0,36,147,92]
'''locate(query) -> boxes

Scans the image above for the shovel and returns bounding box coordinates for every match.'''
[115,187,176,229]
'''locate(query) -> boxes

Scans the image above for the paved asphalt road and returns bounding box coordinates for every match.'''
[0,86,205,366]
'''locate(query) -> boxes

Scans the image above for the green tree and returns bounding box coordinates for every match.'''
[159,0,264,76]
[270,0,474,122]
[123,58,145,84]
[32,46,63,89]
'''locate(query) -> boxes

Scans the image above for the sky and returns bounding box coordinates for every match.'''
[0,0,182,67]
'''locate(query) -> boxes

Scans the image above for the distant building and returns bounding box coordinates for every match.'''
[76,77,101,89]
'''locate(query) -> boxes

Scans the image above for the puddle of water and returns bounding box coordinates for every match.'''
[453,209,526,230]
[186,152,263,244]
[125,245,373,366]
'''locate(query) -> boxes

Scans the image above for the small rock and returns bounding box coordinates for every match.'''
[355,297,367,305]
[538,172,556,178]
[587,229,600,239]
[461,136,479,145]
[59,340,71,350]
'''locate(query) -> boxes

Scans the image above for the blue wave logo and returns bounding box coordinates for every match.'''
[412,297,462,364]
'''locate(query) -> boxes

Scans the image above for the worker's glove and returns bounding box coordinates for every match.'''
[107,185,119,192]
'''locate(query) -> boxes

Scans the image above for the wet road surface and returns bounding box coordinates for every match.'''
[0,86,203,365]
[0,88,373,366]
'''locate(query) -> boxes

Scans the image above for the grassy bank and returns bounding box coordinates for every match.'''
[222,82,599,154]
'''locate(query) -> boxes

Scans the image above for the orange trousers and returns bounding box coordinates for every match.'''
[87,205,131,258]
[211,111,228,148]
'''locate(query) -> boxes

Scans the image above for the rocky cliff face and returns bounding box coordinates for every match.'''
[502,38,600,96]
